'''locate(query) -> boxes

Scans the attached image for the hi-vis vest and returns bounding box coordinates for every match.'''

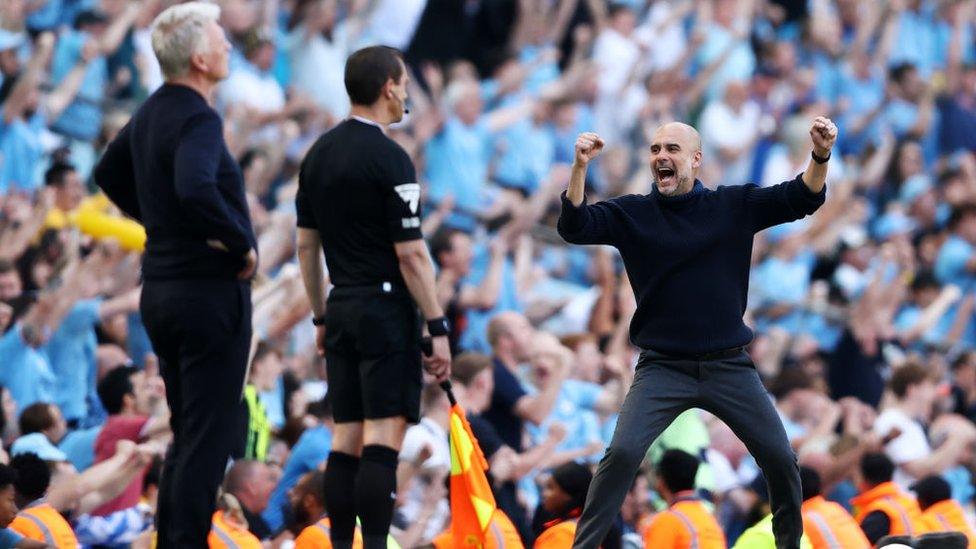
[852,482,929,538]
[732,514,813,549]
[295,517,364,549]
[9,501,78,548]
[643,494,726,549]
[208,511,262,549]
[921,499,976,549]
[801,495,871,549]
[534,519,578,548]
[243,385,270,462]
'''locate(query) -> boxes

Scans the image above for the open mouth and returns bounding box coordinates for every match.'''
[656,166,676,185]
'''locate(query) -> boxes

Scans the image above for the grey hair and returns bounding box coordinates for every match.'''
[150,2,221,80]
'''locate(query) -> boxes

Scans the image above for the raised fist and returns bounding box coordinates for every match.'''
[575,132,605,165]
[810,116,838,156]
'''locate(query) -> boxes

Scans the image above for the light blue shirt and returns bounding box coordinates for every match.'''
[493,118,555,193]
[50,29,107,141]
[752,252,814,333]
[935,235,975,290]
[259,377,286,430]
[59,425,102,471]
[25,0,63,31]
[0,112,47,194]
[44,299,101,421]
[458,243,522,353]
[424,117,494,213]
[262,425,332,532]
[0,325,56,413]
[524,379,603,461]
[889,8,942,76]
[0,527,23,549]
[695,23,756,101]
[884,98,940,163]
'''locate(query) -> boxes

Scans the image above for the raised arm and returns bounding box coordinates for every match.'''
[801,116,838,194]
[746,118,835,231]
[2,32,55,125]
[45,39,97,120]
[557,132,618,246]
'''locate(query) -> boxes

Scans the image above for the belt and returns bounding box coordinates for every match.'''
[644,346,744,361]
[330,281,407,296]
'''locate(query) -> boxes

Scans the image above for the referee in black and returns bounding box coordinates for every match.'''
[295,46,451,549]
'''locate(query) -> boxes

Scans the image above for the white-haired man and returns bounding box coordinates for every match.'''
[92,3,258,547]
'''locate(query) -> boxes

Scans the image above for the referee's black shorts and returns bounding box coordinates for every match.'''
[323,283,423,423]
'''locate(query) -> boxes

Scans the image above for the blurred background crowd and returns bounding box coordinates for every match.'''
[5,0,976,547]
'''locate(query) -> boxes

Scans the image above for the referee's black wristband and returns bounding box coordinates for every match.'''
[426,317,450,337]
[312,316,325,326]
[811,150,831,164]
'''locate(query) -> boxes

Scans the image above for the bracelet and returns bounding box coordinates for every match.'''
[426,317,450,337]
[812,150,831,164]
[312,316,325,326]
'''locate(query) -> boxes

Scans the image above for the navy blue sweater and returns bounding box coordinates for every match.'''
[94,84,256,280]
[557,175,825,355]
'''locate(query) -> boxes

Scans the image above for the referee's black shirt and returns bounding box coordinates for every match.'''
[296,118,422,287]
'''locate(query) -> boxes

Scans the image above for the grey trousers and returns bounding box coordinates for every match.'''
[572,349,802,549]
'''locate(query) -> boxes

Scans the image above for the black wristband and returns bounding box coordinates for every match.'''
[812,150,831,164]
[426,317,450,337]
[312,316,325,326]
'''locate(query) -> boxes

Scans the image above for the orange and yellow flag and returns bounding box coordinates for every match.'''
[449,402,497,548]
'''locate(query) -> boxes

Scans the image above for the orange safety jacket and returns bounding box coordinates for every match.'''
[852,482,928,538]
[801,495,871,549]
[920,499,976,549]
[294,516,365,549]
[643,493,726,549]
[207,511,262,549]
[9,501,79,549]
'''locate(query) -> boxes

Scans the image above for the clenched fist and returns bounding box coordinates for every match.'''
[810,116,837,156]
[575,132,605,165]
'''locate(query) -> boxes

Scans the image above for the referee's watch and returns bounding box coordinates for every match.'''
[312,316,326,326]
[427,317,450,337]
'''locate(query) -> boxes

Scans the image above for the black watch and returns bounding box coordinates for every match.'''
[811,150,831,164]
[312,316,325,326]
[426,317,450,337]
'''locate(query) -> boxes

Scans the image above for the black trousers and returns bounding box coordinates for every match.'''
[572,350,802,549]
[141,278,251,549]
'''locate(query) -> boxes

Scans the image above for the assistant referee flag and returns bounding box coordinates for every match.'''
[449,401,497,548]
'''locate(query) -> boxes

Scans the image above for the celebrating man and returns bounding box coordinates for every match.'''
[558,117,837,549]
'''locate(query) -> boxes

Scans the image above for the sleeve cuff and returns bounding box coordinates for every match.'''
[558,191,589,235]
[793,173,827,202]
[560,190,587,207]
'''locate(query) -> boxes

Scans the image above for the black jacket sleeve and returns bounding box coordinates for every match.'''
[556,192,618,246]
[745,174,826,232]
[93,121,142,221]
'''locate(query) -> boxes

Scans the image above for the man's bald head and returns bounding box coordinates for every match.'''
[654,122,701,153]
[650,122,703,196]
[487,311,534,362]
[223,460,264,496]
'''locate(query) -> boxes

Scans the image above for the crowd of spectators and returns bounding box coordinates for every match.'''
[7,0,976,547]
